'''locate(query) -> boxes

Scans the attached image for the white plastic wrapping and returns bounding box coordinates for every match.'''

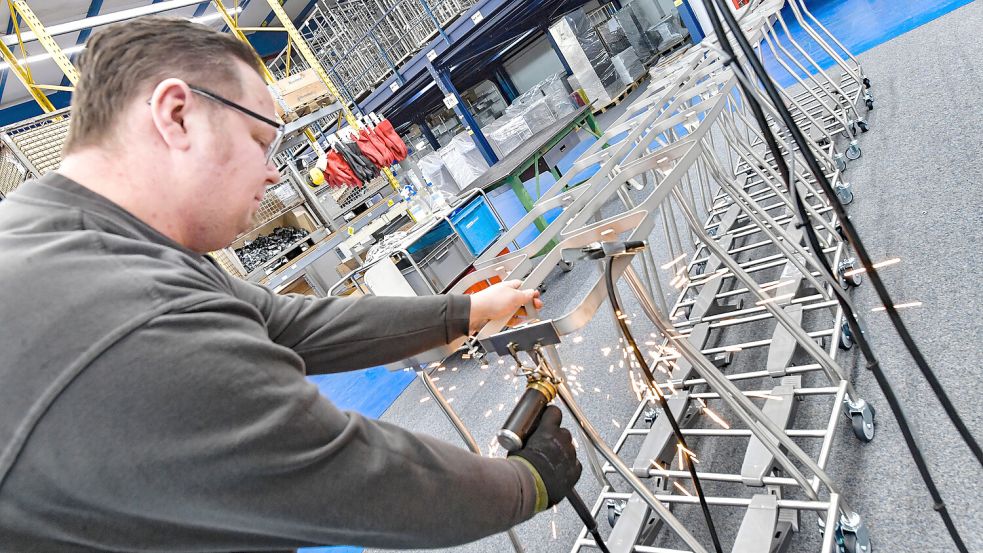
[418,151,457,194]
[615,5,659,59]
[439,131,490,190]
[597,18,631,54]
[539,73,577,118]
[549,8,623,106]
[518,97,557,135]
[486,117,534,158]
[611,47,646,85]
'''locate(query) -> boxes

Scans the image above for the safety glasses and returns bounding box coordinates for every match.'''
[189,86,285,165]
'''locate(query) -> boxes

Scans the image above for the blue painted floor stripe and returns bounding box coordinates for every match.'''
[762,0,974,87]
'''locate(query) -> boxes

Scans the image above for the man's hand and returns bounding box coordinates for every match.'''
[508,405,582,511]
[468,280,543,333]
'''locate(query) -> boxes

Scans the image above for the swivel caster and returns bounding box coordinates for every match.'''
[607,499,626,528]
[835,154,848,173]
[846,143,862,161]
[835,182,854,205]
[865,98,874,111]
[838,512,873,552]
[558,259,573,273]
[843,397,876,443]
[862,77,871,89]
[692,261,707,275]
[838,321,855,351]
[857,120,869,133]
[838,257,862,287]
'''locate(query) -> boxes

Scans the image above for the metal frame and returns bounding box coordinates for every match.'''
[381,1,879,552]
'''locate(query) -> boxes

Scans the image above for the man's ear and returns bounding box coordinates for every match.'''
[148,78,193,152]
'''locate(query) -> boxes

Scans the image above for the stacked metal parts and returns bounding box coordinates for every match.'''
[389,0,882,551]
[267,0,480,103]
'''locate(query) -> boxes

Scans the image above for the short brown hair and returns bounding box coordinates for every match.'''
[65,16,264,152]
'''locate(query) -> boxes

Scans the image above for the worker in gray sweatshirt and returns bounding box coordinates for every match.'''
[0,16,581,552]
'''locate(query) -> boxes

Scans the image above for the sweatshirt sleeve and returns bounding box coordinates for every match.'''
[226,277,471,374]
[23,296,538,551]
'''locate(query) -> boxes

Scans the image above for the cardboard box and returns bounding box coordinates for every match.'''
[273,68,335,115]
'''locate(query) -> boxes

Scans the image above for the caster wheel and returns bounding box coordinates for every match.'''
[835,224,847,241]
[693,261,707,275]
[863,77,871,89]
[851,413,875,442]
[607,499,626,528]
[835,157,848,173]
[537,283,548,295]
[838,258,861,287]
[558,259,573,273]
[835,184,854,205]
[839,322,854,351]
[865,99,874,111]
[857,120,869,133]
[846,144,862,161]
[838,514,874,553]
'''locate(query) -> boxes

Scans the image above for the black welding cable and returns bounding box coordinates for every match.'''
[703,0,982,469]
[604,255,723,553]
[698,1,971,550]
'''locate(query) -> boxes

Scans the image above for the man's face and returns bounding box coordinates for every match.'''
[181,61,282,253]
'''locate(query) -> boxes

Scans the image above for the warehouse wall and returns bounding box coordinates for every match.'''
[503,34,566,94]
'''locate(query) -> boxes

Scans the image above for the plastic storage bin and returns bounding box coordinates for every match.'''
[451,196,504,256]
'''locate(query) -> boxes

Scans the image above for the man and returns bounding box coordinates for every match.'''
[0,17,581,552]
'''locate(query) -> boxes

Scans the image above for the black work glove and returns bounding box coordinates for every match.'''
[508,405,582,511]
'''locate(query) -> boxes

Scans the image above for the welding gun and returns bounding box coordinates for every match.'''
[499,378,611,553]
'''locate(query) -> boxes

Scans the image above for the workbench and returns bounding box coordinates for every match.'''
[459,104,603,231]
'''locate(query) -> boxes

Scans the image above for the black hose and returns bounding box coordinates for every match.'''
[698,1,970,550]
[604,256,723,553]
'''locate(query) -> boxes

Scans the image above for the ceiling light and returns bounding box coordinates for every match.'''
[0,7,243,72]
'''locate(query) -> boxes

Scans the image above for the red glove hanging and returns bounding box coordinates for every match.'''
[375,118,408,161]
[325,149,362,188]
[355,128,391,168]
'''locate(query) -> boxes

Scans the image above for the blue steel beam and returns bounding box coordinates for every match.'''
[426,62,497,166]
[193,1,210,18]
[416,118,440,150]
[542,21,573,77]
[678,0,705,43]
[491,65,517,103]
[418,0,451,44]
[59,0,104,88]
[358,0,525,115]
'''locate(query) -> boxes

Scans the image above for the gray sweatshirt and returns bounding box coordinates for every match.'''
[0,174,538,552]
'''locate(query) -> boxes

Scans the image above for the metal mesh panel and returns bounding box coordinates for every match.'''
[0,147,27,197]
[250,180,304,230]
[209,249,246,279]
[269,0,479,102]
[5,111,71,176]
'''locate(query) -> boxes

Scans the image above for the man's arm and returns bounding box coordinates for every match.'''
[9,296,541,551]
[227,277,540,374]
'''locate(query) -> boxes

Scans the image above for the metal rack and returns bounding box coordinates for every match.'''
[381,1,880,551]
[0,108,73,198]
[266,0,479,103]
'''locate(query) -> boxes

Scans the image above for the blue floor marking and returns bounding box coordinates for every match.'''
[306,367,416,419]
[762,0,974,87]
[298,368,415,553]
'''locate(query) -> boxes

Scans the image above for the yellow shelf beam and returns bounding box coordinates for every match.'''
[8,0,80,85]
[211,0,323,155]
[261,0,401,190]
[0,39,56,112]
